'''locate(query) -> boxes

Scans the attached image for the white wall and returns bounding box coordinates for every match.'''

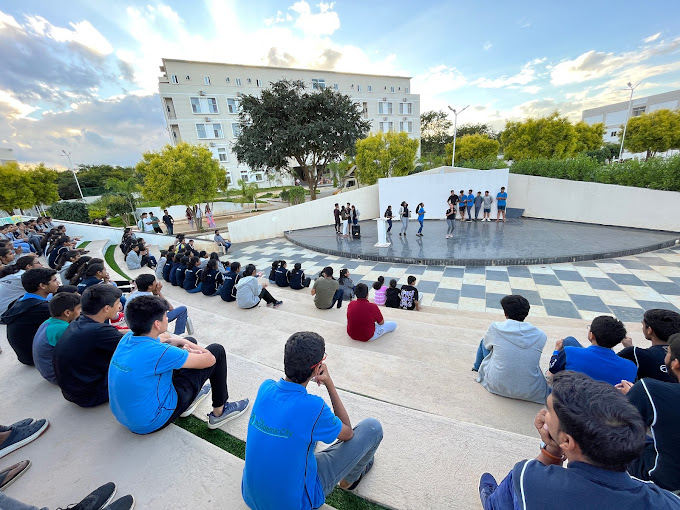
[378,168,509,220]
[228,185,380,242]
[508,174,680,232]
[135,201,242,220]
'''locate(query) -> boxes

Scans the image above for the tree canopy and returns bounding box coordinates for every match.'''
[0,161,60,215]
[445,133,500,164]
[621,109,680,160]
[56,164,138,199]
[232,79,370,199]
[355,131,420,185]
[420,110,453,157]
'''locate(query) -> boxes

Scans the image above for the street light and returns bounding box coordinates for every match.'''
[60,150,84,199]
[447,104,469,167]
[618,81,641,162]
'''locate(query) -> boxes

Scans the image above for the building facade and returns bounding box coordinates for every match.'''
[582,88,680,158]
[157,58,420,187]
[0,148,16,165]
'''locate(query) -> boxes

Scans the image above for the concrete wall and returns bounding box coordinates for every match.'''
[228,185,380,242]
[135,201,242,221]
[508,173,680,232]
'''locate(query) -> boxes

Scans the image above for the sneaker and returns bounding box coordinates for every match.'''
[273,300,283,308]
[180,384,211,418]
[479,473,497,507]
[67,481,117,510]
[0,419,49,459]
[208,399,250,429]
[103,495,135,510]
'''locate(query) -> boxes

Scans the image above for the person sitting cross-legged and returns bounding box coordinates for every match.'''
[548,316,637,386]
[312,266,343,309]
[125,273,188,334]
[478,371,680,510]
[472,295,550,404]
[242,331,383,510]
[346,283,397,342]
[235,264,282,309]
[108,295,250,433]
[219,261,242,302]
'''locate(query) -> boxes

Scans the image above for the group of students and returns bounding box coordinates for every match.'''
[447,188,508,223]
[333,202,360,236]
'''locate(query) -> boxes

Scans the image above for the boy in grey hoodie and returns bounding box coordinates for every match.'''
[472,295,549,404]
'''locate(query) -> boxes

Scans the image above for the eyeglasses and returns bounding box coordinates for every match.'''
[310,353,327,370]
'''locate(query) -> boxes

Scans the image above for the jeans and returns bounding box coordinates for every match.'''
[167,305,188,334]
[417,219,424,233]
[342,220,349,236]
[480,471,515,510]
[446,218,455,235]
[0,493,47,510]
[369,321,397,341]
[475,205,481,219]
[329,289,344,309]
[400,217,408,233]
[562,336,582,349]
[165,223,173,235]
[467,206,473,220]
[316,418,383,496]
[473,339,491,371]
[187,282,203,294]
[386,219,392,232]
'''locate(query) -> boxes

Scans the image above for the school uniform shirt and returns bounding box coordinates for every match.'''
[242,379,343,510]
[162,260,173,282]
[618,345,676,383]
[220,270,241,302]
[399,285,419,310]
[32,317,70,384]
[108,333,189,434]
[53,315,123,407]
[175,264,188,288]
[289,270,307,290]
[48,245,67,268]
[347,299,383,341]
[182,266,200,291]
[125,250,143,270]
[275,267,290,287]
[77,276,103,294]
[549,345,637,386]
[155,257,167,281]
[201,269,224,296]
[0,293,51,365]
[385,287,401,308]
[497,192,508,206]
[169,262,181,285]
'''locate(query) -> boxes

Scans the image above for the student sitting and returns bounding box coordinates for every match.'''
[182,256,203,293]
[399,276,421,311]
[618,308,680,382]
[197,250,209,270]
[125,244,154,270]
[200,259,224,297]
[274,260,290,287]
[209,252,228,275]
[312,267,343,309]
[168,253,183,285]
[289,262,311,289]
[54,285,124,407]
[338,269,355,301]
[47,236,75,269]
[479,371,680,510]
[0,255,43,315]
[220,261,241,302]
[33,292,81,384]
[235,264,282,309]
[0,268,59,365]
[384,279,401,309]
[63,255,91,286]
[472,295,550,404]
[155,249,169,281]
[268,261,279,284]
[108,295,250,434]
[242,331,383,509]
[76,263,109,294]
[347,284,397,342]
[372,276,387,306]
[125,274,189,334]
[549,315,637,385]
[56,249,81,285]
[175,256,189,288]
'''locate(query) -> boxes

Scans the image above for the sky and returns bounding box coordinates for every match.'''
[1,0,680,168]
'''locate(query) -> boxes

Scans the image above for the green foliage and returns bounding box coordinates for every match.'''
[573,121,605,153]
[456,156,508,170]
[0,161,60,214]
[287,186,306,205]
[48,201,90,223]
[420,110,453,157]
[445,134,500,164]
[237,178,259,209]
[57,164,138,199]
[327,157,354,189]
[604,142,621,162]
[456,123,499,140]
[502,112,578,161]
[279,187,289,202]
[28,163,61,206]
[87,200,108,220]
[582,147,612,164]
[232,79,370,199]
[621,109,680,160]
[355,131,420,185]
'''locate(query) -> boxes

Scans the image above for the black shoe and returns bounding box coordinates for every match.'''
[103,495,135,510]
[66,482,117,510]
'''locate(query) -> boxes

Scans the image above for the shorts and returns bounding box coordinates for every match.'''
[498,205,506,211]
[459,207,466,212]
[484,208,490,213]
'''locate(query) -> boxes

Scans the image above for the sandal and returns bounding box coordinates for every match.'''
[0,460,31,490]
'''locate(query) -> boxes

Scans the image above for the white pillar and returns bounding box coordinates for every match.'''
[374,218,390,248]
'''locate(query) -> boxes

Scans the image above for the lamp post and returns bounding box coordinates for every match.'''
[447,104,469,167]
[60,150,84,199]
[618,81,641,162]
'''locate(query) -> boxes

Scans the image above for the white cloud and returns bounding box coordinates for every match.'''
[483,41,492,51]
[24,16,113,55]
[289,1,340,36]
[472,58,545,88]
[412,65,467,98]
[644,32,661,43]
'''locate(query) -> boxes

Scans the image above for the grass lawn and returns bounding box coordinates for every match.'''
[104,245,131,280]
[77,241,90,249]
[175,416,387,510]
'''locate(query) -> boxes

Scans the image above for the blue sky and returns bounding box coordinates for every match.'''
[1,0,679,167]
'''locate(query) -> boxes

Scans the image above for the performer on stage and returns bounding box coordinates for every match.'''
[497,187,508,223]
[399,201,410,236]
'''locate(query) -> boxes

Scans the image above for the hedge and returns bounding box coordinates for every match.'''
[48,201,90,223]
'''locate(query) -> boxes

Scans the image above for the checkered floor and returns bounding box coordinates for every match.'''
[229,239,680,322]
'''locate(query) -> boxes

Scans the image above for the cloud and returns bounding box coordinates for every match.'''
[289,1,340,36]
[412,65,467,98]
[265,10,293,26]
[643,32,661,43]
[24,16,113,55]
[483,41,492,51]
[472,58,546,88]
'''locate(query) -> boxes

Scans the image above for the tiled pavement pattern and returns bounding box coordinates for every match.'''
[229,239,680,322]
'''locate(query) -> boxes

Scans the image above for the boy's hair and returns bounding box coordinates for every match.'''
[244,263,257,276]
[160,250,168,257]
[322,266,333,277]
[180,256,190,265]
[81,284,122,315]
[57,284,79,294]
[500,295,530,322]
[49,292,81,317]
[354,283,369,299]
[551,371,644,471]
[215,230,220,234]
[407,275,416,285]
[174,253,184,263]
[389,278,397,288]
[590,316,627,348]
[21,268,57,293]
[642,309,680,342]
[135,273,156,292]
[230,261,241,273]
[199,250,207,257]
[668,333,680,366]
[284,331,325,384]
[126,295,169,335]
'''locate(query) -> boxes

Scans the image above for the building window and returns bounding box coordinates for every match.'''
[378,102,393,115]
[405,87,409,94]
[357,85,362,92]
[399,102,413,115]
[170,74,178,84]
[390,86,395,93]
[204,76,211,85]
[226,77,231,83]
[217,147,228,162]
[400,121,413,133]
[196,123,223,139]
[190,97,218,114]
[235,78,242,86]
[227,98,240,114]
[333,83,339,91]
[368,85,372,92]
[254,173,264,182]
[312,78,326,90]
[632,106,646,116]
[247,78,252,83]
[256,79,262,87]
[225,174,232,185]
[362,102,368,115]
[610,130,618,137]
[379,121,394,132]
[232,123,241,138]
[185,75,190,81]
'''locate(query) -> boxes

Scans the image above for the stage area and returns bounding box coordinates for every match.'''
[285,218,680,266]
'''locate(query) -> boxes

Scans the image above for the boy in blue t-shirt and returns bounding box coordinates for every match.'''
[108,295,249,434]
[466,189,475,221]
[496,187,508,223]
[242,332,383,510]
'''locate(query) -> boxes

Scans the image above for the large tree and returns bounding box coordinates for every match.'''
[420,110,453,157]
[0,162,35,215]
[355,131,420,185]
[232,79,370,199]
[621,109,680,160]
[57,164,137,199]
[502,112,577,160]
[573,121,605,153]
[136,143,225,230]
[445,133,500,164]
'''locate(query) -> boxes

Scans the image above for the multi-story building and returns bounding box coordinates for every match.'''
[157,58,420,187]
[0,148,16,165]
[582,88,680,157]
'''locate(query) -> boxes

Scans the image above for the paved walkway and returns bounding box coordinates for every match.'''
[228,238,680,322]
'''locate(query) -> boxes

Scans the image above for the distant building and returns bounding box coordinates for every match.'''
[582,89,680,158]
[0,148,16,165]
[157,58,420,187]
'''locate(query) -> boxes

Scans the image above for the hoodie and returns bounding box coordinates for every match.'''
[0,270,26,314]
[476,319,550,404]
[0,295,51,365]
[235,275,262,309]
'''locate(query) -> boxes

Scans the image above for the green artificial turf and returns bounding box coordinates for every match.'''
[175,416,388,510]
[104,244,131,281]
[77,241,90,248]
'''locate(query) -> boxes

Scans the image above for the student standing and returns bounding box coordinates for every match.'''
[333,204,341,234]
[446,206,456,238]
[162,209,174,235]
[416,203,425,236]
[340,206,349,237]
[351,205,360,225]
[447,189,459,211]
[458,190,466,221]
[496,187,508,222]
[398,201,410,236]
[205,205,216,228]
[186,207,194,230]
[466,189,475,222]
[149,212,163,233]
[384,206,393,233]
[474,192,483,221]
[482,191,493,222]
